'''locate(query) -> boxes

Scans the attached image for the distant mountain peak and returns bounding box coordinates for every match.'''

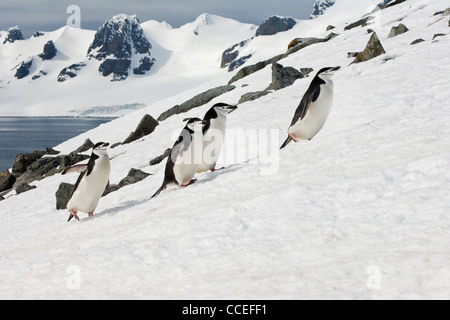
[310,0,336,19]
[87,14,155,81]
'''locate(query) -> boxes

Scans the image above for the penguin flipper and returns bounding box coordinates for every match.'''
[62,164,88,175]
[280,136,293,149]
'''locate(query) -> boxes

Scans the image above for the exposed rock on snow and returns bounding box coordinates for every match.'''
[344,17,373,31]
[57,63,86,82]
[2,26,24,44]
[87,14,155,81]
[255,16,297,36]
[0,170,15,192]
[157,85,236,121]
[14,59,33,79]
[38,40,57,60]
[310,0,336,19]
[266,63,304,91]
[388,23,409,38]
[410,38,425,45]
[352,32,386,64]
[238,91,270,104]
[122,114,159,145]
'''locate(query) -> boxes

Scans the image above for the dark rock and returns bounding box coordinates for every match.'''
[326,25,336,31]
[55,182,74,210]
[103,168,151,196]
[347,51,362,58]
[410,38,425,45]
[221,40,250,69]
[158,85,236,121]
[111,142,122,149]
[118,168,151,188]
[15,183,36,195]
[380,0,407,9]
[228,33,337,85]
[388,23,409,38]
[149,148,172,166]
[238,91,270,104]
[12,150,46,176]
[0,169,15,192]
[352,32,386,64]
[432,33,446,40]
[38,40,57,60]
[3,26,24,44]
[228,55,253,72]
[266,63,303,91]
[133,56,155,75]
[59,153,90,172]
[310,0,336,19]
[32,31,45,37]
[57,63,86,82]
[256,16,297,36]
[344,17,372,31]
[300,68,314,77]
[122,114,159,144]
[72,138,94,154]
[87,14,155,80]
[0,195,4,201]
[367,28,374,34]
[15,59,33,79]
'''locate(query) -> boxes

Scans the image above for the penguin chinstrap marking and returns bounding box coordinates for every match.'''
[62,142,111,222]
[197,103,237,173]
[151,118,206,198]
[280,66,340,149]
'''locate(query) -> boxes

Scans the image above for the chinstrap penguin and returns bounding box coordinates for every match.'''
[62,142,111,221]
[152,118,206,198]
[280,66,340,149]
[198,103,237,173]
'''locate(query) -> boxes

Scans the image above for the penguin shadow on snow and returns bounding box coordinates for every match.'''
[78,198,154,222]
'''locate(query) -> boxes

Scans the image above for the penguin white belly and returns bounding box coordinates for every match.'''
[173,144,200,185]
[67,156,110,213]
[289,86,333,140]
[198,117,227,172]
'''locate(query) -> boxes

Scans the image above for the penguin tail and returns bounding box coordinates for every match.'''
[280,136,293,149]
[151,184,166,198]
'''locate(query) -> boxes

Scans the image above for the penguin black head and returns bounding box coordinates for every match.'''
[185,118,206,132]
[92,142,109,155]
[316,66,341,79]
[204,103,238,121]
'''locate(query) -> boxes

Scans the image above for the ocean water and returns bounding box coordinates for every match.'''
[0,117,114,172]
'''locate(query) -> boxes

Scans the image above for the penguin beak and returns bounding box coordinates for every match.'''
[226,105,238,113]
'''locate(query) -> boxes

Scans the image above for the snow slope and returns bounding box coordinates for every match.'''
[1,0,450,299]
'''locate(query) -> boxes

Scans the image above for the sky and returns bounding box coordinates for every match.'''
[0,0,316,36]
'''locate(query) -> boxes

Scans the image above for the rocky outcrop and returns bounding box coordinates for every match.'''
[0,170,15,192]
[221,39,251,71]
[344,17,373,31]
[310,0,336,19]
[238,91,270,104]
[38,40,57,60]
[87,14,155,81]
[149,148,172,166]
[122,114,159,144]
[228,33,337,85]
[2,26,24,44]
[256,16,297,36]
[410,38,425,45]
[266,63,304,91]
[157,85,236,121]
[352,32,386,64]
[388,23,409,38]
[14,59,33,79]
[57,63,86,82]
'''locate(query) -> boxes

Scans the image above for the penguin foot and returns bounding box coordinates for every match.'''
[182,179,197,187]
[289,133,299,143]
[88,212,94,217]
[68,210,79,222]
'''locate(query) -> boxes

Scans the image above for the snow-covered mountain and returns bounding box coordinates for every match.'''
[1,0,450,299]
[310,0,336,19]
